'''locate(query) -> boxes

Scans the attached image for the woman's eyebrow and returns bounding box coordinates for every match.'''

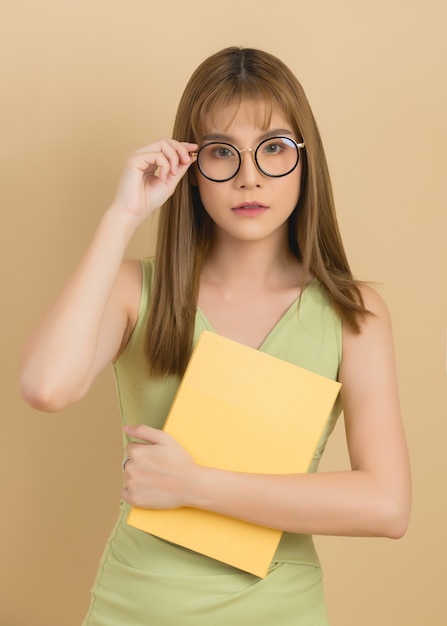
[200,133,233,143]
[200,128,294,144]
[258,128,294,141]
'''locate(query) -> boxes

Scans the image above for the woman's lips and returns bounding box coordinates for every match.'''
[231,202,269,216]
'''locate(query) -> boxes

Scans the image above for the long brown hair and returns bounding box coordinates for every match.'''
[146,47,368,377]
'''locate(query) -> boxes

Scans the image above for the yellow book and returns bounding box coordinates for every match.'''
[127,330,341,578]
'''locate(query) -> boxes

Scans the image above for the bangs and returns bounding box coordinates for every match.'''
[190,84,290,141]
[174,47,307,145]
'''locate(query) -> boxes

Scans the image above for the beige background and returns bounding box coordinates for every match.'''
[1,1,446,624]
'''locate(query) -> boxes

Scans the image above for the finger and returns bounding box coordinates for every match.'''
[124,150,171,185]
[124,423,167,445]
[156,139,183,176]
[162,140,198,177]
[135,139,182,177]
[178,141,199,165]
[136,139,197,176]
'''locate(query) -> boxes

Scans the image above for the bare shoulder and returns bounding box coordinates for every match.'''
[340,283,397,387]
[359,283,391,319]
[344,284,392,343]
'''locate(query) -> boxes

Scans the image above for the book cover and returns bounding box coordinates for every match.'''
[127,330,341,577]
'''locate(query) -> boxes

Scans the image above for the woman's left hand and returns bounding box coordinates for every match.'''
[121,424,197,509]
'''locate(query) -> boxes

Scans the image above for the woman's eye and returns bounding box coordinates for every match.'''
[213,146,234,159]
[263,142,282,154]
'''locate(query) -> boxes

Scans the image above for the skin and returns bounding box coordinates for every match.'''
[20,100,411,540]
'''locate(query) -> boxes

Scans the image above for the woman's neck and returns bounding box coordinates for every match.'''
[201,234,304,293]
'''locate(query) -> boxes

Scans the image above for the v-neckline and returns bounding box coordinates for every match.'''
[196,277,318,352]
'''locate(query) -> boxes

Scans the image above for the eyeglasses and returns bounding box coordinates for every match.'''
[191,136,305,183]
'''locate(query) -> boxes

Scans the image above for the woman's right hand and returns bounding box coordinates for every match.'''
[110,138,198,224]
[19,138,198,412]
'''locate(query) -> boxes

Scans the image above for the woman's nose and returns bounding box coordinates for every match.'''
[235,149,263,187]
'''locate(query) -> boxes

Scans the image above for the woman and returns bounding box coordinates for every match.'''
[20,47,411,625]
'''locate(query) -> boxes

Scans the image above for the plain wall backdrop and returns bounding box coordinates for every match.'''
[1,1,446,624]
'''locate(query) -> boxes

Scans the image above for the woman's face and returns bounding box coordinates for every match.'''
[194,99,303,248]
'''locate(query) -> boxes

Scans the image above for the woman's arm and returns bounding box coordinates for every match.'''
[20,139,197,412]
[19,220,140,412]
[122,286,411,538]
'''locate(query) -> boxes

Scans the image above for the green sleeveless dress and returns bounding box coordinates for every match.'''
[82,257,342,626]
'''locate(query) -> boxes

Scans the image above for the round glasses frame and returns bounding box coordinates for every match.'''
[190,136,305,183]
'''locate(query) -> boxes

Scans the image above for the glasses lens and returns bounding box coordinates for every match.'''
[256,137,299,177]
[197,143,240,182]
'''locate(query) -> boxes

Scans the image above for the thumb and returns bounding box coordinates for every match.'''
[124,424,166,444]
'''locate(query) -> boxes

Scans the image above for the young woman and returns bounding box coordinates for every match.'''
[20,47,411,625]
